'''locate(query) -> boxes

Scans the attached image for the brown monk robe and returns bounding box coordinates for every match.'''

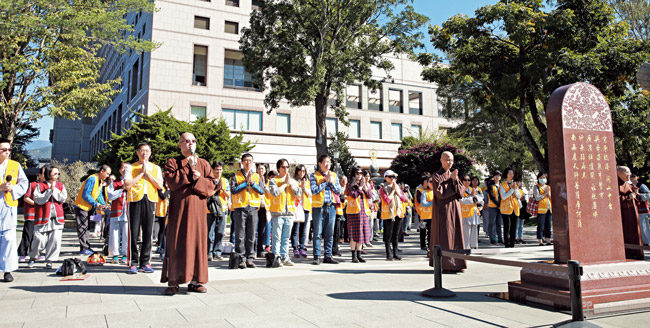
[161,133,216,295]
[429,151,467,272]
[617,166,644,260]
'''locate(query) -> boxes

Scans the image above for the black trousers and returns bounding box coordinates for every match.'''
[502,213,518,248]
[156,216,166,246]
[256,208,268,253]
[75,207,91,251]
[233,208,258,259]
[129,198,155,267]
[419,219,431,250]
[333,215,343,254]
[18,219,35,256]
[383,217,403,253]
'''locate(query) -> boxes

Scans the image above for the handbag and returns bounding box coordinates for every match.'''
[294,204,305,223]
[526,196,539,217]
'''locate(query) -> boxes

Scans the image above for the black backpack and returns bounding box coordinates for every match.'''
[228,253,243,269]
[57,258,87,276]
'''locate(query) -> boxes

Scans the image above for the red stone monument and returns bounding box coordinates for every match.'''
[508,82,650,314]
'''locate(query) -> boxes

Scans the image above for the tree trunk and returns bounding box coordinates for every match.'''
[513,108,548,173]
[315,94,328,160]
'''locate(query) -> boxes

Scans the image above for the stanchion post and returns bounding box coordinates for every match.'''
[568,260,584,322]
[421,245,455,298]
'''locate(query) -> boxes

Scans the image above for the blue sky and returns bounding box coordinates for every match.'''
[32,0,496,144]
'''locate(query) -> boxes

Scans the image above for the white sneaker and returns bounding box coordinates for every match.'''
[282,258,294,266]
[45,262,53,269]
[27,260,36,268]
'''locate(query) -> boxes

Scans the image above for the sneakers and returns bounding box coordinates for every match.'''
[27,259,36,268]
[300,249,307,258]
[312,256,320,265]
[142,265,154,273]
[18,256,26,263]
[4,272,13,282]
[214,255,224,261]
[264,245,271,253]
[112,256,120,264]
[37,255,45,261]
[127,266,138,274]
[246,260,256,268]
[121,255,127,264]
[294,249,300,258]
[45,262,53,269]
[282,258,294,266]
[323,256,339,264]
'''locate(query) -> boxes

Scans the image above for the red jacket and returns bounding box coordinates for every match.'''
[34,181,65,226]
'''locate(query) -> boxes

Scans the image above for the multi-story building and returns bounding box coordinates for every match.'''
[52,0,455,169]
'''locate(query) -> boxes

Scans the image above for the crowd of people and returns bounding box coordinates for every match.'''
[6,135,650,293]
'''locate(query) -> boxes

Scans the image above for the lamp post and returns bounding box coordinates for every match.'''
[333,149,341,176]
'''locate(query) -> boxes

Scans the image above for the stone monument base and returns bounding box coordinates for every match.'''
[508,261,650,315]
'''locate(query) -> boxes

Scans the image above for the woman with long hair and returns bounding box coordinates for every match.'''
[30,165,67,269]
[344,166,372,263]
[534,172,553,246]
[499,168,520,248]
[291,164,311,258]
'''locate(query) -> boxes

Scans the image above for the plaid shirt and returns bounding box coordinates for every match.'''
[310,170,341,206]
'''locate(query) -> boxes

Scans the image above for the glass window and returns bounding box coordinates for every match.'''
[349,119,360,138]
[411,124,422,137]
[277,113,290,133]
[328,91,337,107]
[225,21,239,34]
[224,49,255,89]
[221,108,262,131]
[193,45,207,86]
[346,85,361,109]
[391,123,402,141]
[370,121,382,140]
[409,91,422,115]
[194,16,210,30]
[190,105,206,122]
[252,0,262,10]
[389,89,403,113]
[226,0,239,7]
[368,88,382,111]
[326,118,338,134]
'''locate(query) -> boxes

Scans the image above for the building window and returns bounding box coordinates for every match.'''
[326,118,338,135]
[252,0,262,10]
[226,0,239,7]
[409,91,422,115]
[194,16,210,30]
[389,89,403,113]
[225,21,239,34]
[346,85,361,109]
[222,109,262,131]
[277,113,290,133]
[370,121,382,140]
[411,124,422,137]
[190,105,206,122]
[224,50,254,89]
[391,123,402,141]
[349,119,360,139]
[193,45,207,86]
[130,60,138,100]
[368,88,382,111]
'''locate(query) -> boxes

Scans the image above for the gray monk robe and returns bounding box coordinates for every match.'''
[429,168,467,271]
[162,155,215,286]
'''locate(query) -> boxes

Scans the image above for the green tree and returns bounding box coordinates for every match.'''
[327,131,358,178]
[94,110,254,176]
[0,0,158,142]
[419,0,650,173]
[52,159,98,214]
[240,0,428,158]
[609,0,650,41]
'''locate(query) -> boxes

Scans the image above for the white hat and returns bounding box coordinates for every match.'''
[384,170,397,178]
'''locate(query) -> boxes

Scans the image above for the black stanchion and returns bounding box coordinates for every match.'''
[421,245,456,298]
[554,261,600,328]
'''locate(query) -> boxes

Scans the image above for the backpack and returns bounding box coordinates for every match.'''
[57,258,87,276]
[228,253,243,269]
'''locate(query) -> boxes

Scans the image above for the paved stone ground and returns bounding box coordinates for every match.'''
[1,223,648,328]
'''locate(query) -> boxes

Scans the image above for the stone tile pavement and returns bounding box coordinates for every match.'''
[1,224,648,327]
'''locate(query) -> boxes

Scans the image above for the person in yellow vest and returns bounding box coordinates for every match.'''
[344,166,372,263]
[267,159,302,268]
[73,164,111,256]
[460,174,483,249]
[533,172,552,246]
[499,167,520,248]
[0,138,28,282]
[106,162,130,264]
[154,183,169,254]
[484,171,503,245]
[230,153,265,268]
[415,174,433,251]
[256,163,272,258]
[207,161,230,261]
[379,170,407,261]
[291,164,311,258]
[123,142,163,274]
[309,154,342,265]
[332,175,347,257]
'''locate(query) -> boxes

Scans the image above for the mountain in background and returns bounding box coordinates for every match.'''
[26,140,51,150]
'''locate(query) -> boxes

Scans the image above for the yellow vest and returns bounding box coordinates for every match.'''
[381,188,405,220]
[74,174,102,211]
[302,179,312,211]
[263,180,271,208]
[268,176,296,213]
[499,181,520,216]
[156,189,168,217]
[311,171,337,208]
[127,162,160,202]
[537,184,552,214]
[487,185,499,208]
[336,198,345,215]
[2,160,20,207]
[461,188,477,219]
[232,171,261,208]
[419,189,434,220]
[346,191,371,216]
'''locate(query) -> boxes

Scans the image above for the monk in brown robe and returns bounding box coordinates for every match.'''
[429,151,467,272]
[617,166,644,260]
[162,132,215,295]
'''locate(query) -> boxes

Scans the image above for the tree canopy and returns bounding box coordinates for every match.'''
[240,0,428,159]
[94,110,254,176]
[0,0,157,143]
[419,0,650,175]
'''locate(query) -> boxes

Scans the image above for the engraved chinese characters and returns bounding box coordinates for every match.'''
[546,83,626,264]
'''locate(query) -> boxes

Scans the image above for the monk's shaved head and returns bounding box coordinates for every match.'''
[440,151,454,171]
[617,165,631,181]
[442,151,453,159]
[179,132,195,143]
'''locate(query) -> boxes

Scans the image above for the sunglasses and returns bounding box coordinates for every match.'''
[280,166,289,169]
[0,148,11,152]
[463,178,471,181]
[386,175,395,178]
